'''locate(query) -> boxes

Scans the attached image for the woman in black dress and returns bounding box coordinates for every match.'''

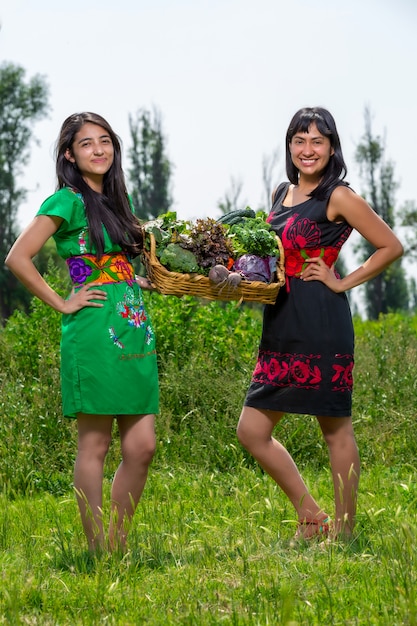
[237,107,403,540]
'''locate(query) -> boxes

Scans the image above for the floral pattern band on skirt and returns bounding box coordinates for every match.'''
[66,253,135,287]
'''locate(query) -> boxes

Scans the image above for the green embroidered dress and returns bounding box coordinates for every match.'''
[37,187,159,419]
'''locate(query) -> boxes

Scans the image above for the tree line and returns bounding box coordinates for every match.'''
[1,60,416,320]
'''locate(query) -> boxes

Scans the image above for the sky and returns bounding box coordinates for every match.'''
[1,0,417,285]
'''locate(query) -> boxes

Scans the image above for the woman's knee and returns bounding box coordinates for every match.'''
[319,417,356,449]
[140,435,156,464]
[236,408,275,451]
[123,433,156,467]
[236,425,246,448]
[77,432,112,461]
[118,414,156,466]
[236,407,283,451]
[236,415,253,449]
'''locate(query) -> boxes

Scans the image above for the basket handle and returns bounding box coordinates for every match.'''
[148,232,157,256]
[275,236,286,288]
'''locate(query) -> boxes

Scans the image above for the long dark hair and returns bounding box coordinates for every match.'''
[56,112,143,258]
[285,107,349,199]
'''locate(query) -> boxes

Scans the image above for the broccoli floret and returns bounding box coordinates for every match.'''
[159,243,200,273]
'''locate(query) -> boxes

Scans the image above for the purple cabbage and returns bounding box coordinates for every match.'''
[233,254,276,283]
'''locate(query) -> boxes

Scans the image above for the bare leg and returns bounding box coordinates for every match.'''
[109,413,156,551]
[317,416,360,537]
[237,407,328,528]
[74,414,113,551]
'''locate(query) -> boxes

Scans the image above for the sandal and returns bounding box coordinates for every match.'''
[294,516,332,541]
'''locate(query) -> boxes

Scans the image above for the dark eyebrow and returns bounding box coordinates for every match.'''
[293,132,324,141]
[77,134,111,144]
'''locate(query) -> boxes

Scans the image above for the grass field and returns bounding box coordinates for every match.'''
[1,295,416,624]
[1,463,416,625]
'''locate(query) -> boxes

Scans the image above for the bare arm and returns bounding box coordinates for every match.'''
[301,186,404,292]
[5,215,107,313]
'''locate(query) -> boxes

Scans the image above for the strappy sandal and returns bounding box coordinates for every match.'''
[294,516,332,541]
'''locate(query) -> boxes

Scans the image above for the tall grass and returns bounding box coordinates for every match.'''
[0,286,416,623]
[0,465,416,624]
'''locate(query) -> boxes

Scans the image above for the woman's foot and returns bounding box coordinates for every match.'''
[294,515,332,541]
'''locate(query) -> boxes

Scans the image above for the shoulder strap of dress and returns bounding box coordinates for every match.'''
[272,182,290,205]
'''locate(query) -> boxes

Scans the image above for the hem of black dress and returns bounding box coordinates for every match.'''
[243,401,351,418]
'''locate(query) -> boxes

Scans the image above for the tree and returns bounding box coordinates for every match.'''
[127,107,173,221]
[354,107,409,319]
[401,200,417,259]
[261,147,282,210]
[408,277,417,313]
[0,62,49,319]
[217,176,246,215]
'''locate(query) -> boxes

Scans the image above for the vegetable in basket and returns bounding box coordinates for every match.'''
[228,213,279,257]
[159,243,199,273]
[233,254,276,283]
[208,265,242,288]
[143,211,191,254]
[216,207,256,226]
[181,217,234,274]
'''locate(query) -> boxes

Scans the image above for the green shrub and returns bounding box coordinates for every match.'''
[1,285,417,496]
[353,312,417,466]
[0,266,75,495]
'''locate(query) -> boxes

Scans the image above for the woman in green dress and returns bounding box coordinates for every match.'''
[6,112,159,552]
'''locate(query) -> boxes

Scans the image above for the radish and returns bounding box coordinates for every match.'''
[208,265,230,284]
[225,272,242,287]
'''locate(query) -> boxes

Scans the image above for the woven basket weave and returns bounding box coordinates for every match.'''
[142,233,285,304]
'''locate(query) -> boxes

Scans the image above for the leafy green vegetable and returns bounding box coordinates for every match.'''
[181,218,234,273]
[158,211,191,235]
[228,215,279,257]
[142,212,191,253]
[159,243,199,273]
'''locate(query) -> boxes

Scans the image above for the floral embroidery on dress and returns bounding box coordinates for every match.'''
[253,350,322,390]
[116,287,148,328]
[145,325,154,346]
[67,253,134,287]
[278,214,344,290]
[68,256,93,284]
[78,229,88,254]
[284,247,340,278]
[252,350,354,392]
[332,354,354,392]
[109,327,124,349]
[69,190,88,253]
[117,287,155,345]
[283,215,322,249]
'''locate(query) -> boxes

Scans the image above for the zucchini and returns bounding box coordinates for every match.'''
[217,207,256,225]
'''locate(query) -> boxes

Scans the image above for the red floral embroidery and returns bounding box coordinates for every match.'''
[253,351,322,390]
[279,214,341,282]
[287,217,321,249]
[281,215,298,248]
[284,249,305,276]
[252,351,353,392]
[332,355,354,392]
[284,247,340,277]
[120,305,130,318]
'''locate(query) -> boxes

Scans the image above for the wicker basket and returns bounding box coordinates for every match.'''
[142,233,285,304]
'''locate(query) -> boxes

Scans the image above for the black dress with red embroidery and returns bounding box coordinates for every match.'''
[244,182,354,417]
